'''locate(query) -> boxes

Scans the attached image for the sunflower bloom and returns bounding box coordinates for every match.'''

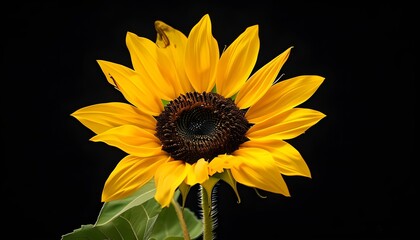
[72,14,325,208]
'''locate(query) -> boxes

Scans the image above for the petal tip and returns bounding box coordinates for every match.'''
[201,14,211,24]
[248,24,259,32]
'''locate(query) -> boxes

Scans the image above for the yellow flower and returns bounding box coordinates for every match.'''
[71,14,325,208]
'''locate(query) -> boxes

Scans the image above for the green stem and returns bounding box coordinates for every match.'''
[200,185,214,240]
[171,198,190,240]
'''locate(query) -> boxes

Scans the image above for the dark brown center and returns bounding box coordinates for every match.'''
[155,92,253,164]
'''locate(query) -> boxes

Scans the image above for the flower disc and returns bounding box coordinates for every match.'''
[156,91,252,163]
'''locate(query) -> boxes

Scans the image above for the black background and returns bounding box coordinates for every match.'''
[3,1,417,239]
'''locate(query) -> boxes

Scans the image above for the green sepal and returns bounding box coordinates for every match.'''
[211,86,217,93]
[215,170,241,203]
[230,92,238,101]
[178,182,191,208]
[254,188,267,198]
[200,176,220,205]
[161,99,170,107]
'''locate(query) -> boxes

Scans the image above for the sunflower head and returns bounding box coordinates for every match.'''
[71,14,325,208]
[155,91,253,164]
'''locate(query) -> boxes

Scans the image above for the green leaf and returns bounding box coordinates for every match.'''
[62,200,162,240]
[150,202,203,240]
[60,224,107,239]
[96,180,157,225]
[61,180,203,240]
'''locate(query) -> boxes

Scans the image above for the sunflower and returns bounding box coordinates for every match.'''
[71,14,325,208]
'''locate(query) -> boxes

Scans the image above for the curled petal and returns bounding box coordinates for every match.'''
[208,154,235,175]
[185,158,210,185]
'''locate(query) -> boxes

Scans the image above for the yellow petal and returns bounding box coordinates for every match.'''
[155,20,193,94]
[71,102,156,135]
[126,32,177,100]
[231,148,290,196]
[208,154,234,175]
[185,158,210,185]
[185,14,219,93]
[216,25,259,98]
[241,137,311,177]
[247,108,326,140]
[236,47,292,109]
[102,154,170,202]
[246,75,325,123]
[97,60,163,116]
[90,125,163,157]
[155,48,187,98]
[155,20,187,49]
[154,160,190,207]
